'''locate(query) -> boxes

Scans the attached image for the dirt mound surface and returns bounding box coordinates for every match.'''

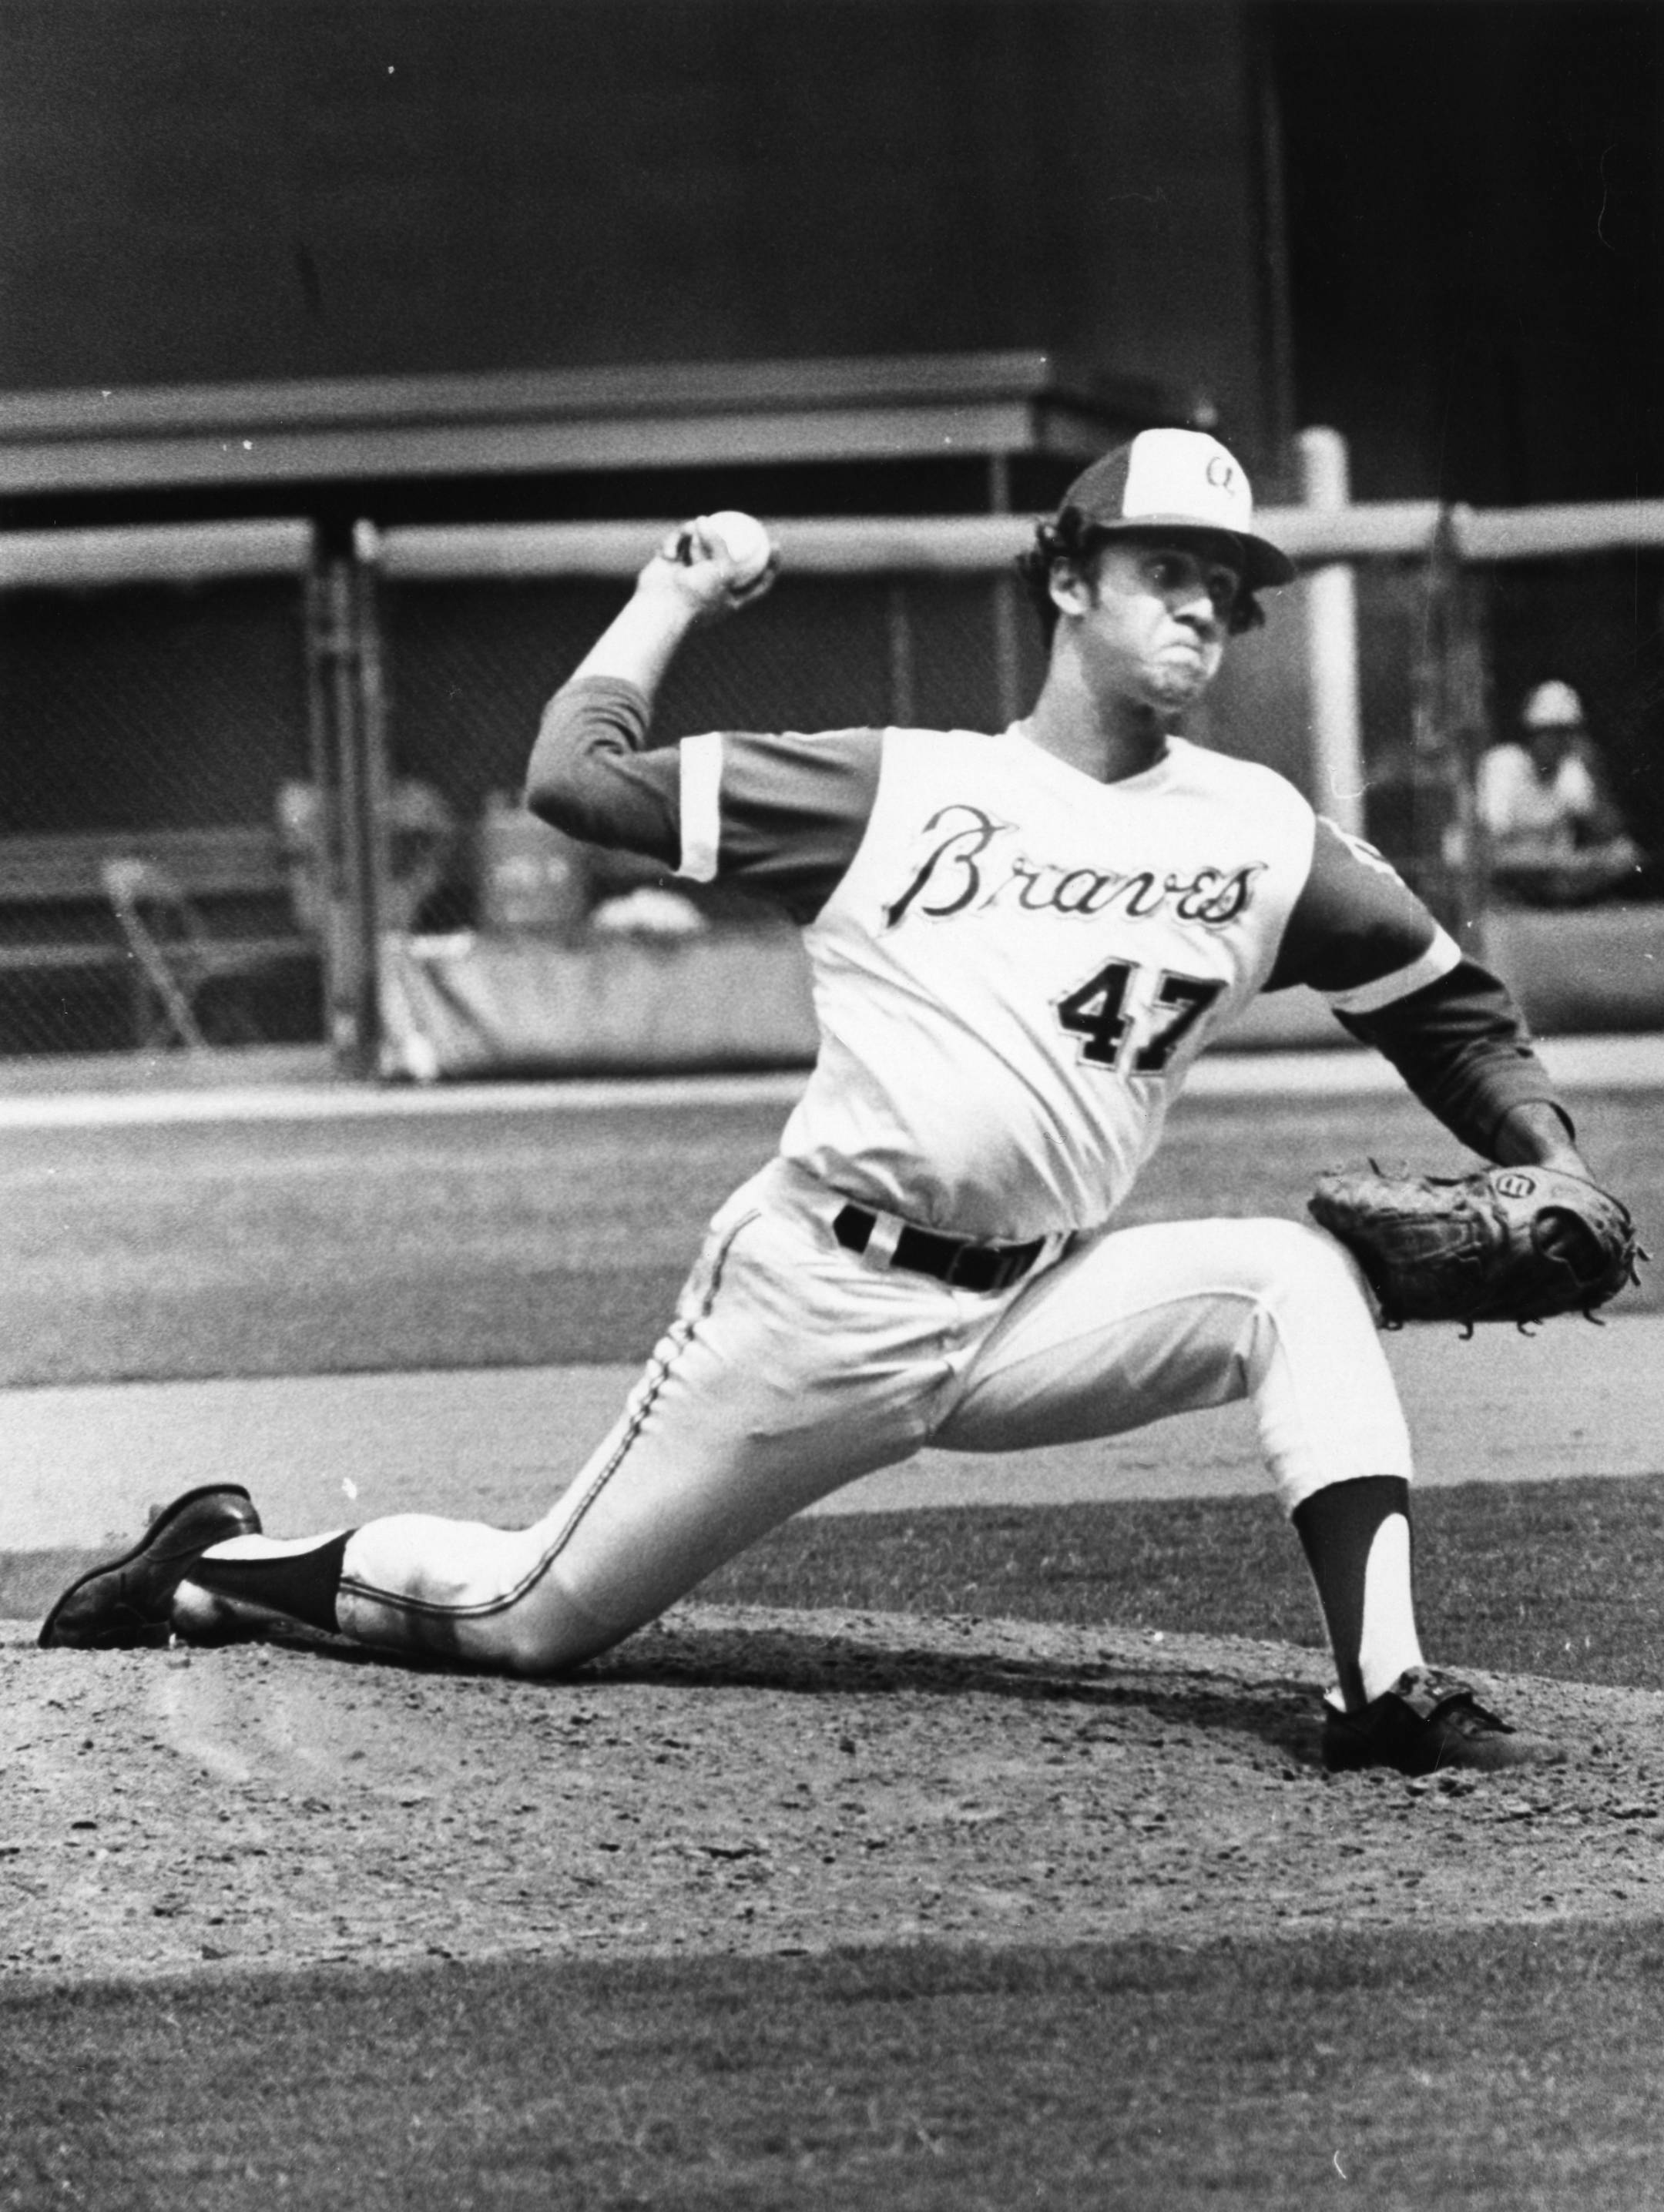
[8,1606,1664,1981]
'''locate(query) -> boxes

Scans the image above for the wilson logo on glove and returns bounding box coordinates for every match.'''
[1491,1171,1538,1202]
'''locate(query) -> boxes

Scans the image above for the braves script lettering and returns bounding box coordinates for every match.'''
[883,804,1264,930]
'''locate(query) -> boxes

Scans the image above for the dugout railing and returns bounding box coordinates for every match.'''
[4,494,1662,1071]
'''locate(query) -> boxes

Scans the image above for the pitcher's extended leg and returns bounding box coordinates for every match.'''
[936,1215,1424,1703]
[179,1175,952,1674]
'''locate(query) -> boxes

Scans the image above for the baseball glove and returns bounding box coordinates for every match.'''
[1307,1161,1642,1331]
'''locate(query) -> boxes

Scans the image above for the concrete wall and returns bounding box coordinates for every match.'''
[0,0,1289,469]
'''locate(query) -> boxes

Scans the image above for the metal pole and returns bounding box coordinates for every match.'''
[307,538,390,1078]
[304,562,355,1070]
[1409,507,1486,948]
[300,556,336,1052]
[341,531,391,1078]
[988,451,1024,727]
[1444,521,1492,962]
[1296,427,1366,834]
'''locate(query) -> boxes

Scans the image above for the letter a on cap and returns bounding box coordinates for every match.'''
[1058,428,1295,588]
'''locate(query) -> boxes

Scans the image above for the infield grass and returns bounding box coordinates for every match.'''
[6,1925,1664,2212]
[12,1473,1664,1688]
[0,1086,1656,1386]
[703,1473,1664,1694]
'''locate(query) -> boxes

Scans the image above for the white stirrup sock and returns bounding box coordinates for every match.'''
[1355,1513,1424,1704]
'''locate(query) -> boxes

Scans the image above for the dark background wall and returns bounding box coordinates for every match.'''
[1268,0,1664,506]
[4,2,1661,504]
[1262,0,1664,880]
[0,0,1285,464]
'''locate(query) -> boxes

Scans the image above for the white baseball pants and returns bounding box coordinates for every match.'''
[330,1157,1411,1674]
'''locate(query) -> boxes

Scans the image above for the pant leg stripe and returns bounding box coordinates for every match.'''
[339,1208,761,1624]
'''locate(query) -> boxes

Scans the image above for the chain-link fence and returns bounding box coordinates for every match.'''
[1469,535,1664,897]
[365,520,1048,946]
[0,523,324,1057]
[1352,510,1664,935]
[3,501,1661,1070]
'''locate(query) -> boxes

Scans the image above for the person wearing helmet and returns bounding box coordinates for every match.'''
[42,431,1612,1777]
[1478,679,1642,906]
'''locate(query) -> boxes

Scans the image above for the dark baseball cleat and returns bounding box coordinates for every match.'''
[38,1484,262,1651]
[1321,1665,1562,1776]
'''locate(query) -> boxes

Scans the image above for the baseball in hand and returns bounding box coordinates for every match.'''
[703,510,773,587]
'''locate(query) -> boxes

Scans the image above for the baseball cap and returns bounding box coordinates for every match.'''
[1056,428,1295,591]
[1522,679,1585,729]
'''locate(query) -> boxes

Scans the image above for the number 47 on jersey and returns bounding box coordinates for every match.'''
[1055,959,1225,1074]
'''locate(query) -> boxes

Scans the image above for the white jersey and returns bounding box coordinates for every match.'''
[532,676,1555,1241]
[773,725,1312,1238]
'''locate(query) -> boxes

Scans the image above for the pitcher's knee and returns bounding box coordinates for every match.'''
[1236,1215,1372,1309]
[337,1520,629,1677]
[465,1577,628,1678]
[1217,1217,1384,1400]
[1227,1219,1411,1495]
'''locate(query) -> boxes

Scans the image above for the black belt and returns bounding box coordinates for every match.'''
[833,1203,1046,1295]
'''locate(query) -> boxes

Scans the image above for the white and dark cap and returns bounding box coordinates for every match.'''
[1056,428,1295,591]
[1522,679,1585,729]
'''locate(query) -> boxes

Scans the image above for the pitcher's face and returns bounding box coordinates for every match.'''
[1062,538,1241,713]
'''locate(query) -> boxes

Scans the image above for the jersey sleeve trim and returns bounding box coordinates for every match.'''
[687,726,884,922]
[676,732,723,883]
[1322,925,1462,1016]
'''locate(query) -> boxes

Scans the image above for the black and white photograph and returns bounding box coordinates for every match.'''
[3,3,1662,2204]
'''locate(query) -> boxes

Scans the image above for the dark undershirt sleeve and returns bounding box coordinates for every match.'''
[524,675,683,864]
[1271,817,1573,1156]
[679,726,884,922]
[1337,964,1575,1155]
[525,673,884,922]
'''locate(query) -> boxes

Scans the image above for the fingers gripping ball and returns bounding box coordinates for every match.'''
[666,511,778,612]
[702,510,774,587]
[1307,1162,1644,1332]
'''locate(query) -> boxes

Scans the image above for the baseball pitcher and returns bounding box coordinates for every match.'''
[40,430,1638,1775]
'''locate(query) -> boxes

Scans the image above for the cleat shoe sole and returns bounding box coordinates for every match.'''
[38,1485,262,1650]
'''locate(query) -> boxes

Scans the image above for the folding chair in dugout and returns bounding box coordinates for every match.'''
[100,855,280,1049]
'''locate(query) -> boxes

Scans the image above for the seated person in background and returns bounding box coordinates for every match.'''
[1477,680,1643,907]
